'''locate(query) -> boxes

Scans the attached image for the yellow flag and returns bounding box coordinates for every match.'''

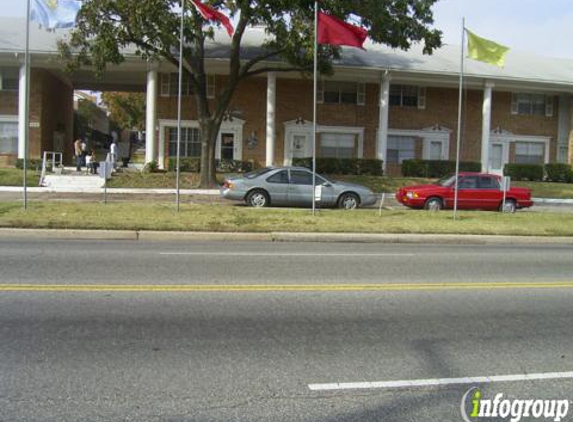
[466,29,510,67]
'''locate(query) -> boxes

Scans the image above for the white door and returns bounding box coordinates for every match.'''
[285,133,310,165]
[489,143,506,175]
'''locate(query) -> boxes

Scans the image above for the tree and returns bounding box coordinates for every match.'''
[101,92,146,132]
[60,0,442,187]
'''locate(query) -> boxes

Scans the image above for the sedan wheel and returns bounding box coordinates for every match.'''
[424,197,443,211]
[500,199,517,213]
[338,193,359,210]
[246,190,269,207]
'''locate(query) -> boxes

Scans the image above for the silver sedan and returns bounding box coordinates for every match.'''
[220,167,377,209]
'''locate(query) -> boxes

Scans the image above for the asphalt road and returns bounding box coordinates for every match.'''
[1,240,573,421]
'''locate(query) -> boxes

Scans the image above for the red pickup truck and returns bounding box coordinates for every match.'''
[396,172,533,212]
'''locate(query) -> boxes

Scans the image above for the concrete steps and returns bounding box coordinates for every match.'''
[41,174,105,191]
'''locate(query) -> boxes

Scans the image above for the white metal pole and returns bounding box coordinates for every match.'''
[312,1,318,216]
[453,18,465,220]
[176,0,185,212]
[23,0,32,209]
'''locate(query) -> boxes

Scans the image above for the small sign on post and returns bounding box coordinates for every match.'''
[314,185,322,202]
[99,161,112,204]
[500,176,511,212]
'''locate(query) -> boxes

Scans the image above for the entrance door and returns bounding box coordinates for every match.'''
[286,133,310,165]
[221,133,234,160]
[489,143,505,175]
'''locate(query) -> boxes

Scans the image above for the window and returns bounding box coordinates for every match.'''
[290,170,313,185]
[390,85,419,107]
[0,120,18,154]
[0,69,18,91]
[512,93,550,116]
[267,170,289,184]
[321,81,363,105]
[478,176,500,189]
[168,127,201,157]
[290,170,326,185]
[458,176,478,189]
[160,73,193,97]
[320,133,356,158]
[515,142,544,164]
[387,136,415,164]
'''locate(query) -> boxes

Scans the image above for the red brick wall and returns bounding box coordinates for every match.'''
[0,69,73,166]
[154,76,561,169]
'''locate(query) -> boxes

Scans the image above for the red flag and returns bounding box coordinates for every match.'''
[190,0,234,38]
[318,12,367,49]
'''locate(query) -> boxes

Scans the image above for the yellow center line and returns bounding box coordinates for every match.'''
[0,282,573,292]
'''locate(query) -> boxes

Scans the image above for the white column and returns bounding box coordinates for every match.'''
[557,95,570,163]
[145,66,158,165]
[377,72,390,172]
[265,72,276,167]
[17,61,27,159]
[481,81,494,172]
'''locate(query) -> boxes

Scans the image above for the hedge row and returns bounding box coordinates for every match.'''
[15,159,43,171]
[167,158,254,173]
[292,157,383,175]
[504,163,573,182]
[545,163,573,183]
[401,160,481,178]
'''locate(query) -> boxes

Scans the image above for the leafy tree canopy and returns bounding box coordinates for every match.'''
[60,0,442,187]
[101,92,146,132]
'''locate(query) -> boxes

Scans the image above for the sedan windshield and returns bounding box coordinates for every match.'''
[436,174,456,187]
[244,168,273,179]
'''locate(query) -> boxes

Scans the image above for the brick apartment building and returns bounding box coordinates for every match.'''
[0,18,572,174]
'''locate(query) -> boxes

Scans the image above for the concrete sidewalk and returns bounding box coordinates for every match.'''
[1,228,572,244]
[0,186,220,195]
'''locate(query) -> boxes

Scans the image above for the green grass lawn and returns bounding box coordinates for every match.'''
[1,202,572,236]
[0,168,40,187]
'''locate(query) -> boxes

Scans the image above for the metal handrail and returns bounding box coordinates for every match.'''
[39,151,63,186]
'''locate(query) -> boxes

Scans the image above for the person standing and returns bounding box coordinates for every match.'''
[110,139,118,169]
[80,138,88,167]
[74,138,83,171]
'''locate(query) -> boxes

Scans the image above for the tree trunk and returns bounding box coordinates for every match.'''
[199,120,219,188]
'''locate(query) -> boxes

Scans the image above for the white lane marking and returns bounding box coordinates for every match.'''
[160,252,415,257]
[308,371,573,391]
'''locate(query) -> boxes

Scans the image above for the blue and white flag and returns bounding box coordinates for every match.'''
[30,0,81,30]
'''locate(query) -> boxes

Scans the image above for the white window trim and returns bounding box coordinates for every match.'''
[491,129,551,165]
[157,118,245,167]
[283,120,364,165]
[378,126,451,161]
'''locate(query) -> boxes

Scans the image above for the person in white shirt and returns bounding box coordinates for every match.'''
[110,141,118,169]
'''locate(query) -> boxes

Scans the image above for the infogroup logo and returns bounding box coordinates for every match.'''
[461,387,570,422]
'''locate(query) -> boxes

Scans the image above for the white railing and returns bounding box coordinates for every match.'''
[39,151,63,186]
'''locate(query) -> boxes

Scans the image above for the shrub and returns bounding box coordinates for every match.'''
[168,157,201,172]
[15,158,43,171]
[503,163,544,181]
[216,159,254,173]
[142,160,159,173]
[292,157,383,175]
[545,163,573,183]
[401,160,481,177]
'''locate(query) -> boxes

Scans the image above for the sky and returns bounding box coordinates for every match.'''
[1,0,573,59]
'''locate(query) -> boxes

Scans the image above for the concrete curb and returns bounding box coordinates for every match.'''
[0,228,137,240]
[1,228,573,245]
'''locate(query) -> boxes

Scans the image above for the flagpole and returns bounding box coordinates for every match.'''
[23,0,32,210]
[453,17,465,220]
[312,1,318,216]
[176,0,185,212]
